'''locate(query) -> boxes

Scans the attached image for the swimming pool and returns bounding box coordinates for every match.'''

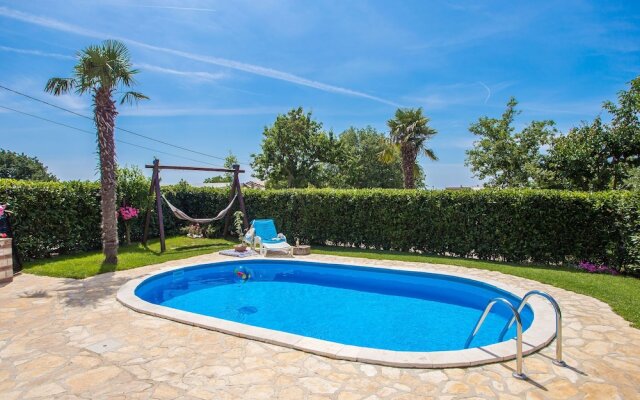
[118,258,555,367]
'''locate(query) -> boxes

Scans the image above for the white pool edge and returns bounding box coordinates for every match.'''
[116,257,556,368]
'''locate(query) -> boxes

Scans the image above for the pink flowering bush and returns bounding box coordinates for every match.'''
[0,204,7,238]
[118,206,139,245]
[577,261,618,275]
[119,206,139,221]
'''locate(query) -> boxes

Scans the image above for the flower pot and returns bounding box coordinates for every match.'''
[234,244,247,252]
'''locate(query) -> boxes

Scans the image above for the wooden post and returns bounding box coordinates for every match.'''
[154,163,166,253]
[234,164,249,229]
[142,159,159,246]
[223,167,238,237]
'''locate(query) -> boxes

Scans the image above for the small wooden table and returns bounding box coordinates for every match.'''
[293,245,311,256]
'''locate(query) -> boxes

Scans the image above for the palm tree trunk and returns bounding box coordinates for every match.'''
[94,87,119,264]
[401,144,416,189]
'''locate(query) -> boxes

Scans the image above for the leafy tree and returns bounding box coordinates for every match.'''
[116,165,150,208]
[0,149,57,181]
[175,179,191,190]
[624,167,640,190]
[327,127,424,188]
[384,108,437,189]
[45,40,148,264]
[251,107,337,188]
[203,176,231,184]
[542,77,640,190]
[465,98,556,188]
[542,118,612,191]
[204,152,238,183]
[601,76,640,189]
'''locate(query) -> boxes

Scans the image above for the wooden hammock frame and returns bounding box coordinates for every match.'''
[142,159,249,253]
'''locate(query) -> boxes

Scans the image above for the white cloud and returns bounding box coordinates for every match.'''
[408,81,515,109]
[119,105,282,117]
[520,100,603,116]
[0,45,74,60]
[0,6,401,107]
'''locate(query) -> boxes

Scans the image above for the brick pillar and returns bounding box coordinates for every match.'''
[0,238,13,283]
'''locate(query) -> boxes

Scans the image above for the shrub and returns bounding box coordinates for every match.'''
[0,178,638,272]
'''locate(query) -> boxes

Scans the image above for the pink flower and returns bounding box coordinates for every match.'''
[577,261,617,275]
[0,204,5,217]
[119,206,139,221]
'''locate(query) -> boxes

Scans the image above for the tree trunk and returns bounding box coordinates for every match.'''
[124,222,131,246]
[94,87,119,264]
[401,144,417,189]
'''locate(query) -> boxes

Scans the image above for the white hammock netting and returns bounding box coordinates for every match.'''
[162,194,237,224]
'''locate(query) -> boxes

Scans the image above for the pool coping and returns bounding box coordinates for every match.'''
[116,256,557,368]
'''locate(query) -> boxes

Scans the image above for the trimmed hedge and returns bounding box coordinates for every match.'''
[1,179,638,270]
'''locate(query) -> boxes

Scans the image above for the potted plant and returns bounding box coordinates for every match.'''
[182,223,203,239]
[233,211,247,252]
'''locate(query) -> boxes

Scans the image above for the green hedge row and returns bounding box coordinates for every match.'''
[1,179,638,270]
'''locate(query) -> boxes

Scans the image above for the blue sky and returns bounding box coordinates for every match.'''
[1,0,639,187]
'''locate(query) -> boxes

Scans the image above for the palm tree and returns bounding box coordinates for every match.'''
[384,108,438,189]
[45,40,148,264]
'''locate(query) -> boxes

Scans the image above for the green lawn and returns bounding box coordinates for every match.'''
[23,236,236,279]
[22,237,640,328]
[314,246,640,329]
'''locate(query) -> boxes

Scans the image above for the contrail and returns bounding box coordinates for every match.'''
[477,81,491,104]
[0,6,401,107]
[0,45,74,60]
[135,63,226,81]
[0,46,225,82]
[136,6,217,12]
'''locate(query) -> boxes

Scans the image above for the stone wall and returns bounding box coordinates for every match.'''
[0,238,13,283]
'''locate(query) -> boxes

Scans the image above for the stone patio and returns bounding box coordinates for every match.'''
[1,253,639,399]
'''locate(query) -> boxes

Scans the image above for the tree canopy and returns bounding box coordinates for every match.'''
[0,149,57,181]
[204,152,238,183]
[542,118,613,191]
[326,126,425,188]
[465,97,556,188]
[251,107,338,188]
[542,77,640,190]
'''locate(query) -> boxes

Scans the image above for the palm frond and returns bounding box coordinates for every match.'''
[70,40,140,92]
[44,78,76,96]
[378,140,399,164]
[423,147,438,161]
[120,91,149,105]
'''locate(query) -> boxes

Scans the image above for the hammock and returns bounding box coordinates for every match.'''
[162,194,237,224]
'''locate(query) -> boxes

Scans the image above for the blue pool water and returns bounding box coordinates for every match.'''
[135,260,533,352]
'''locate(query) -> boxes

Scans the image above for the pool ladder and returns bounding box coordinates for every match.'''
[464,290,565,380]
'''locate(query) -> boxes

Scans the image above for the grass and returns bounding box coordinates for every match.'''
[23,236,236,279]
[314,246,640,329]
[22,237,640,328]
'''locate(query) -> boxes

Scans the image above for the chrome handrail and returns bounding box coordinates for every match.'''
[499,290,565,367]
[465,297,526,379]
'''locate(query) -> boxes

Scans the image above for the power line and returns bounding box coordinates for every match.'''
[0,104,227,169]
[0,84,251,165]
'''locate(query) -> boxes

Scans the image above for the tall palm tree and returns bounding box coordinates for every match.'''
[45,40,148,264]
[384,108,438,189]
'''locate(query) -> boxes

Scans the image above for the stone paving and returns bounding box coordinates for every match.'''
[1,253,639,399]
